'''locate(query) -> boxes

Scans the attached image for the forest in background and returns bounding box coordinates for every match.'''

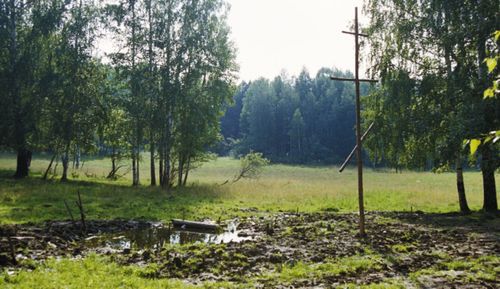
[216,0,499,213]
[218,68,372,164]
[0,0,498,212]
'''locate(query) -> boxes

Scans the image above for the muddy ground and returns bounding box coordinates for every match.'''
[1,211,499,288]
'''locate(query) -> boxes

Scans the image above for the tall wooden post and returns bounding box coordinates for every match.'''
[353,7,365,236]
[330,7,377,236]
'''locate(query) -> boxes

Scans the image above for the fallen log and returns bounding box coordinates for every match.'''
[1,236,36,243]
[4,236,35,241]
[171,219,219,231]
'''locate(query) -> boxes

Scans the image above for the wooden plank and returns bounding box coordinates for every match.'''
[171,219,219,231]
[1,236,35,241]
[342,30,369,37]
[339,122,375,172]
[330,76,378,83]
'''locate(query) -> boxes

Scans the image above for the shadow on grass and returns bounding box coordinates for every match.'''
[0,169,232,225]
[0,152,112,162]
[377,211,500,234]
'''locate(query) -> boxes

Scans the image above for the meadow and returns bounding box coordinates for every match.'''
[1,153,499,289]
[0,153,495,224]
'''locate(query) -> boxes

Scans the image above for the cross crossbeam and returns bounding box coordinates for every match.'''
[330,76,378,83]
[338,122,375,173]
[341,30,369,37]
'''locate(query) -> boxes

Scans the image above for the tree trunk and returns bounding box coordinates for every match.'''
[43,154,57,180]
[162,147,171,190]
[147,0,156,187]
[132,152,138,186]
[178,155,184,187]
[442,18,470,214]
[61,148,69,182]
[14,148,31,179]
[75,146,80,169]
[130,0,140,187]
[159,148,164,186]
[475,1,497,212]
[53,158,59,176]
[8,0,28,180]
[112,148,116,174]
[481,145,498,212]
[150,142,156,186]
[456,155,470,214]
[162,114,172,190]
[108,156,116,179]
[183,157,190,186]
[136,150,140,185]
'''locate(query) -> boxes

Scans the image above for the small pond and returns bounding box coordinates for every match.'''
[83,220,252,251]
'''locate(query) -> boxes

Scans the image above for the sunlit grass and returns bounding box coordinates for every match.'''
[0,153,497,224]
[0,254,241,289]
[266,254,384,283]
[0,154,498,288]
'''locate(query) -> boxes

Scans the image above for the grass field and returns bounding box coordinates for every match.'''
[1,153,499,289]
[0,153,496,224]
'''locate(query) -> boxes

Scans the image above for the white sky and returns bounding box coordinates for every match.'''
[227,0,367,81]
[97,0,369,82]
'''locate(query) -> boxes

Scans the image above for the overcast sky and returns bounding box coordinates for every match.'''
[98,0,368,82]
[226,0,367,81]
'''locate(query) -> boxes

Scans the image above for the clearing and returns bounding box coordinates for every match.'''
[0,155,498,288]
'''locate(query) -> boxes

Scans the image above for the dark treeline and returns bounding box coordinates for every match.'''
[218,68,373,164]
[0,0,236,189]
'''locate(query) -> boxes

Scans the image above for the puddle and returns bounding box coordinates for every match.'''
[83,220,252,251]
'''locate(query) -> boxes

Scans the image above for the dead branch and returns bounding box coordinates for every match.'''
[64,199,75,222]
[43,154,57,180]
[107,164,127,179]
[75,190,86,235]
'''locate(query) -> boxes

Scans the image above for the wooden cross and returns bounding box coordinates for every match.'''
[330,7,377,236]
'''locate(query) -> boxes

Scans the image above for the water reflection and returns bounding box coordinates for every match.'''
[84,221,251,250]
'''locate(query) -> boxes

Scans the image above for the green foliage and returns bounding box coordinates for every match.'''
[103,0,237,186]
[485,58,497,75]
[224,68,370,164]
[466,30,500,155]
[0,0,71,175]
[289,108,305,162]
[364,0,499,176]
[42,0,104,179]
[101,109,130,158]
[234,152,270,181]
[0,0,237,185]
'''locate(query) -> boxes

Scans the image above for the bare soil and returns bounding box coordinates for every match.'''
[1,211,499,288]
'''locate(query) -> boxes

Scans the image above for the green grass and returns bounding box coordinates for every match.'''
[0,153,498,288]
[0,254,243,289]
[340,278,408,289]
[410,255,500,284]
[0,153,497,224]
[263,254,384,283]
